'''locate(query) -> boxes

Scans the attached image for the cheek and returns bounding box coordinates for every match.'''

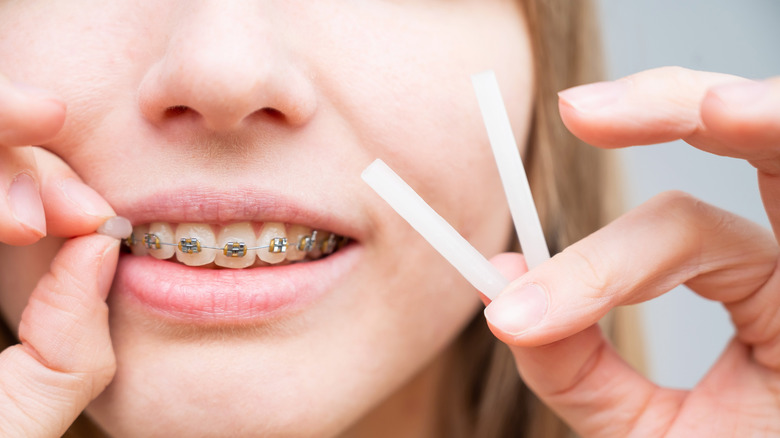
[309,2,533,234]
[0,2,162,160]
[0,238,65,331]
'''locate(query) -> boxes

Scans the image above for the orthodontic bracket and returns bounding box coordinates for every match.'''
[298,230,317,252]
[322,233,337,254]
[143,233,161,249]
[223,241,247,257]
[179,237,202,254]
[270,237,287,253]
[125,231,347,259]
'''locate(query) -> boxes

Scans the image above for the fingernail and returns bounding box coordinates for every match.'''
[710,80,770,108]
[8,173,46,236]
[484,283,548,335]
[60,178,115,218]
[97,216,132,240]
[558,81,628,112]
[97,238,120,298]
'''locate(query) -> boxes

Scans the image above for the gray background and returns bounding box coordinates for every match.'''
[597,0,779,388]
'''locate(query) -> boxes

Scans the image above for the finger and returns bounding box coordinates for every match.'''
[559,67,780,267]
[35,148,116,237]
[699,77,780,171]
[477,252,528,306]
[0,75,66,146]
[558,67,744,149]
[0,147,115,244]
[0,146,46,243]
[483,192,780,435]
[558,67,780,168]
[484,191,779,361]
[0,234,118,437]
[488,253,684,437]
[0,77,68,244]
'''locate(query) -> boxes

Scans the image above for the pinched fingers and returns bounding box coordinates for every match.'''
[0,234,118,437]
[0,147,115,244]
[0,74,64,244]
[483,192,780,436]
[35,148,116,237]
[0,77,114,243]
[485,191,778,350]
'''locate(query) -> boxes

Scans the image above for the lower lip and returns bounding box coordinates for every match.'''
[112,244,361,324]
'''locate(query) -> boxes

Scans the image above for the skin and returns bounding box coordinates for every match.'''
[1,3,778,438]
[0,1,528,437]
[486,68,780,436]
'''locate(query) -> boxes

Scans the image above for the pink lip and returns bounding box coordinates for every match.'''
[108,187,365,324]
[113,243,360,324]
[113,185,367,242]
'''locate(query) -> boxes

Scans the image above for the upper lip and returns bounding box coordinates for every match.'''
[111,185,365,241]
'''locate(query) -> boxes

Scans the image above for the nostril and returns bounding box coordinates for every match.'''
[164,105,191,118]
[158,105,286,127]
[260,107,284,121]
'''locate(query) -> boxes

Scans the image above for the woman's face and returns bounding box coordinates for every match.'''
[0,1,532,436]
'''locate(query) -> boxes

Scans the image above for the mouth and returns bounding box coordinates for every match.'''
[122,221,350,269]
[110,188,363,326]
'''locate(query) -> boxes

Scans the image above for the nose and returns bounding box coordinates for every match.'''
[138,2,317,131]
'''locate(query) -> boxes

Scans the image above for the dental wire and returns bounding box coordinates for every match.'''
[154,242,273,250]
[471,71,550,269]
[125,230,344,257]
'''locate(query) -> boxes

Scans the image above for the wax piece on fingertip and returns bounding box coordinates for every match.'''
[361,159,509,300]
[97,216,132,239]
[471,71,550,269]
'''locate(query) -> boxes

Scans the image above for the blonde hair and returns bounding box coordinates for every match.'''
[439,1,641,437]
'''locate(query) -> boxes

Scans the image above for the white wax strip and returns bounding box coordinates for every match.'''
[471,71,550,269]
[361,159,508,300]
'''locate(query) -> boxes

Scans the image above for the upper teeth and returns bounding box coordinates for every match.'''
[124,222,345,268]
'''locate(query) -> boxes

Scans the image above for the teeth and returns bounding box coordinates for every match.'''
[320,233,338,255]
[307,231,327,260]
[124,221,346,269]
[257,222,286,264]
[175,223,217,266]
[285,224,311,262]
[148,222,175,260]
[215,222,256,268]
[129,224,149,256]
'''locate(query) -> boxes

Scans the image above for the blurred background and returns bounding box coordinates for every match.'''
[597,0,780,388]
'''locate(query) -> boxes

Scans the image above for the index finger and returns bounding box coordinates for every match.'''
[483,192,780,436]
[558,67,780,164]
[485,191,780,366]
[558,66,780,242]
[0,73,65,147]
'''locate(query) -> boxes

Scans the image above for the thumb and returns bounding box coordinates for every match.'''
[483,253,669,438]
[0,234,118,437]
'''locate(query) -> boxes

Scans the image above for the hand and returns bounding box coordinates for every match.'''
[0,74,119,437]
[484,67,780,437]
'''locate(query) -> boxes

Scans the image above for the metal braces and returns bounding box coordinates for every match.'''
[124,231,344,258]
